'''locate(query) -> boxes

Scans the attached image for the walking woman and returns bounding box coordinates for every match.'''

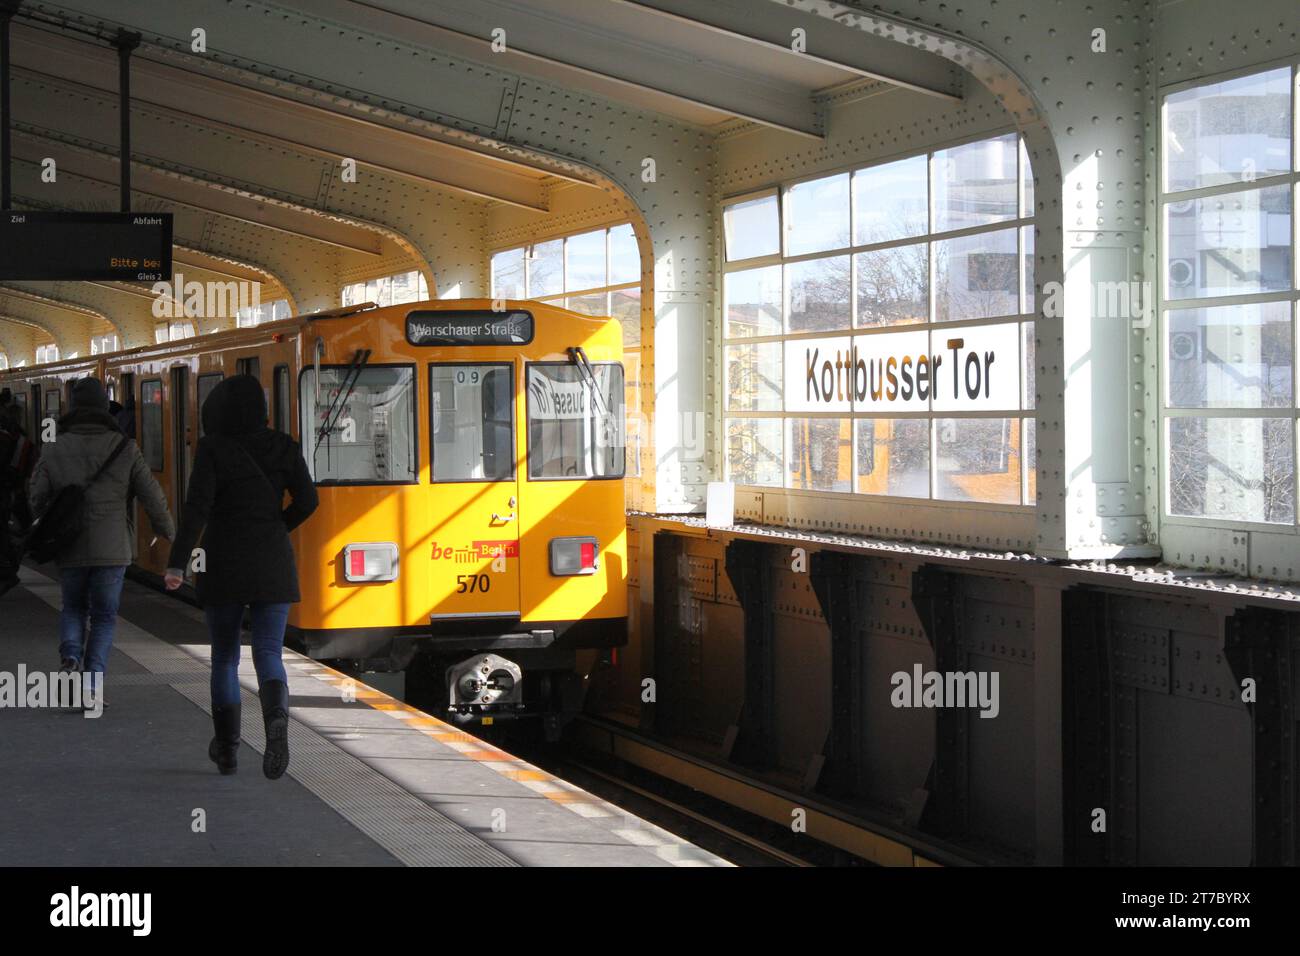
[164,374,318,778]
[28,378,175,705]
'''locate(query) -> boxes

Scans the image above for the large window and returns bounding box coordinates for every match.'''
[155,320,195,343]
[526,362,625,480]
[722,132,1036,505]
[340,270,429,308]
[90,334,118,355]
[1161,64,1297,525]
[34,344,59,364]
[300,365,418,484]
[491,223,643,476]
[237,298,291,328]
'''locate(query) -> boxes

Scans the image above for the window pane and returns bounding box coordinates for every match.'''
[611,289,641,349]
[856,418,929,497]
[1023,417,1037,505]
[725,342,782,411]
[928,321,1021,412]
[565,292,608,316]
[853,154,928,245]
[855,242,928,327]
[527,238,563,297]
[787,418,852,491]
[370,275,393,307]
[430,364,514,481]
[1022,322,1036,409]
[301,366,417,483]
[934,417,1022,504]
[1165,184,1293,299]
[934,227,1020,322]
[565,229,607,292]
[609,223,640,285]
[389,270,422,305]
[1167,301,1292,408]
[726,417,782,486]
[274,366,291,434]
[1164,67,1292,193]
[785,173,850,256]
[1168,416,1294,523]
[1020,137,1035,215]
[787,256,851,333]
[527,363,624,479]
[141,380,163,469]
[723,194,780,261]
[933,133,1018,232]
[197,373,223,438]
[725,265,782,337]
[1021,225,1035,314]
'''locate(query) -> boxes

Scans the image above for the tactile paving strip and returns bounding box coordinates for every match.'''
[18,569,514,868]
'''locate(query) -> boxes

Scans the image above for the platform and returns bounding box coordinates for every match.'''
[0,566,728,868]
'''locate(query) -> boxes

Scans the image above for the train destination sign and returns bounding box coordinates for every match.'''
[405,309,534,346]
[0,211,173,281]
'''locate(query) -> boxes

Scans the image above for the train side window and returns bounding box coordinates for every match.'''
[526,362,625,480]
[140,379,164,471]
[273,364,290,433]
[429,364,514,482]
[43,388,62,439]
[237,357,260,380]
[197,373,223,437]
[299,364,417,484]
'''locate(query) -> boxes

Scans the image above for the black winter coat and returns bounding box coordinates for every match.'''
[167,376,318,605]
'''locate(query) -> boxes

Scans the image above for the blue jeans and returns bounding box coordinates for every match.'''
[58,566,127,674]
[205,603,291,710]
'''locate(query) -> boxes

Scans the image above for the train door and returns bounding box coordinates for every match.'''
[170,366,190,508]
[426,362,520,621]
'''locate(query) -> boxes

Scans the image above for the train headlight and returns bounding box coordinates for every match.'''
[549,536,599,576]
[342,542,400,582]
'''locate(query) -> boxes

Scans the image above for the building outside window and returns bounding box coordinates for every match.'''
[155,320,196,343]
[90,333,119,355]
[1161,64,1297,527]
[490,223,643,476]
[236,298,291,328]
[721,132,1036,505]
[34,343,59,364]
[0,353,7,370]
[340,270,429,308]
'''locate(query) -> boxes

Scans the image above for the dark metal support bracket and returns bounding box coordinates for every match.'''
[723,538,775,769]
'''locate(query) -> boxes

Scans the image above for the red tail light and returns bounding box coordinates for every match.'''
[550,536,599,576]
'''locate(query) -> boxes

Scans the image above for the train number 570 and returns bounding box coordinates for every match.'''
[456,574,491,593]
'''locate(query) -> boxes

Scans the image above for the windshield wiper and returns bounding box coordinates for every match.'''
[313,348,371,465]
[566,346,608,417]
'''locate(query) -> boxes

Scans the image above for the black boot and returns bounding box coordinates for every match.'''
[208,703,241,775]
[259,679,290,780]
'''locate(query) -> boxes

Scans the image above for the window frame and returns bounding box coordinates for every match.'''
[1157,58,1300,533]
[524,360,626,482]
[296,362,420,487]
[139,378,164,472]
[720,127,1036,507]
[427,361,517,484]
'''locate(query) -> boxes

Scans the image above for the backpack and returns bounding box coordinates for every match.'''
[25,437,130,563]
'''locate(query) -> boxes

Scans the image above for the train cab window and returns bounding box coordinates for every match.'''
[273,364,290,433]
[140,379,164,471]
[197,373,223,437]
[429,364,514,481]
[300,365,417,484]
[526,363,625,479]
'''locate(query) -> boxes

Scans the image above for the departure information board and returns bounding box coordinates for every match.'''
[0,211,173,281]
[405,309,534,346]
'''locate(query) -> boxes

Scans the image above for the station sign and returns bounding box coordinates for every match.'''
[405,309,534,346]
[783,321,1020,413]
[0,211,172,281]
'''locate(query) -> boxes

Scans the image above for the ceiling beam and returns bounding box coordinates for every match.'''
[326,0,824,138]
[617,0,963,102]
[10,24,556,209]
[10,135,387,255]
